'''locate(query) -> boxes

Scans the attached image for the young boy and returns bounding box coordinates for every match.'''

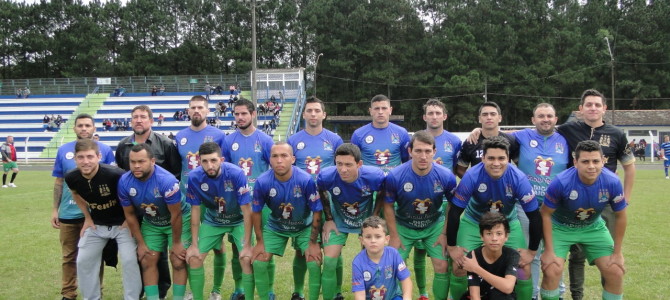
[461,212,519,300]
[352,216,412,300]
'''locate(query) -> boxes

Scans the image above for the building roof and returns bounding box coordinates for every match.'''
[567,110,670,126]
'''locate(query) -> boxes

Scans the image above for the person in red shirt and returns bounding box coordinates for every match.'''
[1,135,19,188]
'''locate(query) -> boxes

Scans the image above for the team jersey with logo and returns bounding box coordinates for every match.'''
[351,123,410,175]
[53,140,115,220]
[288,129,343,178]
[544,167,627,227]
[316,165,385,233]
[351,246,410,299]
[224,129,273,189]
[65,164,126,226]
[175,125,226,197]
[557,121,634,172]
[252,166,322,233]
[186,162,251,227]
[457,132,519,168]
[385,161,457,229]
[453,163,538,223]
[118,165,190,227]
[512,129,569,204]
[433,130,462,171]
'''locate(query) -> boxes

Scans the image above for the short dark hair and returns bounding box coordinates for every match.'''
[479,212,510,235]
[409,130,436,150]
[580,89,606,106]
[573,140,603,160]
[235,98,255,112]
[370,94,390,106]
[335,143,361,163]
[305,96,325,111]
[423,98,446,115]
[74,138,99,154]
[190,95,208,105]
[482,136,510,157]
[199,142,222,157]
[130,143,154,159]
[74,113,95,126]
[532,103,556,115]
[478,101,501,115]
[132,105,153,119]
[362,216,388,234]
[272,141,293,155]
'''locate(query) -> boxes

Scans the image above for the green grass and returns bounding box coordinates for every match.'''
[0,170,668,299]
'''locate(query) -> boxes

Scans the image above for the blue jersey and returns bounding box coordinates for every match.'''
[434,130,462,171]
[252,166,322,233]
[453,163,538,223]
[351,246,410,299]
[186,162,251,227]
[224,129,274,189]
[544,167,627,227]
[316,165,385,233]
[118,165,190,227]
[351,123,410,175]
[175,125,226,197]
[288,129,343,177]
[385,161,457,229]
[661,142,670,158]
[512,129,569,204]
[52,140,115,220]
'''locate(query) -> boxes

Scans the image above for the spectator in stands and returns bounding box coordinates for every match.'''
[279,91,284,105]
[23,87,30,98]
[158,114,164,126]
[92,134,100,142]
[151,85,158,96]
[17,88,23,98]
[124,118,130,131]
[215,118,222,129]
[173,110,180,121]
[55,115,63,128]
[205,82,213,100]
[168,132,175,140]
[159,85,166,96]
[117,86,126,97]
[215,84,224,95]
[229,85,235,95]
[43,114,50,124]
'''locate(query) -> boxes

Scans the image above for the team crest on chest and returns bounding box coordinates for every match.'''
[215,196,226,214]
[391,133,400,144]
[293,185,303,198]
[569,190,578,200]
[254,141,262,152]
[478,183,487,193]
[187,151,200,169]
[201,183,209,192]
[365,135,374,144]
[343,202,360,216]
[529,140,538,148]
[413,198,432,214]
[403,182,413,192]
[444,141,453,153]
[129,187,137,197]
[65,152,74,160]
[534,156,554,176]
[269,188,277,197]
[224,180,234,192]
[575,208,595,221]
[305,156,322,175]
[231,143,240,151]
[332,186,341,196]
[323,141,333,151]
[598,189,610,203]
[98,184,111,197]
[599,135,611,147]
[369,286,387,300]
[141,203,159,217]
[238,158,253,176]
[297,142,305,150]
[555,142,564,154]
[433,181,443,193]
[375,149,391,165]
[180,137,187,145]
[279,202,294,219]
[488,200,503,213]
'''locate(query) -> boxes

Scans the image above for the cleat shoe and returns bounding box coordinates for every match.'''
[1,185,7,188]
[208,291,221,300]
[418,295,429,300]
[228,291,245,300]
[184,290,193,300]
[334,293,345,300]
[290,292,305,300]
[9,183,16,187]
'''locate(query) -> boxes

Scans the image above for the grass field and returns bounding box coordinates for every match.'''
[0,169,668,299]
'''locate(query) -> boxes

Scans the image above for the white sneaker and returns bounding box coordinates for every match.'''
[9,183,16,187]
[1,185,7,188]
[184,291,193,300]
[209,292,222,300]
[666,176,669,179]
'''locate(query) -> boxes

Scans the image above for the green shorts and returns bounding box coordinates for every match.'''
[397,220,446,260]
[457,217,525,252]
[322,230,349,247]
[198,223,245,254]
[141,214,192,252]
[3,161,18,172]
[263,226,311,256]
[551,219,613,265]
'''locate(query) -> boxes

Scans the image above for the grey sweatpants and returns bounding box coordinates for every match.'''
[77,225,141,300]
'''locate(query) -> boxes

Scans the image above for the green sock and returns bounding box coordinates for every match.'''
[433,272,450,300]
[232,245,243,292]
[307,261,322,300]
[321,256,338,299]
[540,288,560,300]
[515,279,532,300]
[253,260,271,299]
[449,273,468,300]
[145,285,159,300]
[293,254,307,295]
[188,266,205,300]
[242,272,255,300]
[602,290,623,300]
[173,284,186,300]
[212,252,226,293]
[268,257,276,292]
[336,256,343,294]
[414,251,427,295]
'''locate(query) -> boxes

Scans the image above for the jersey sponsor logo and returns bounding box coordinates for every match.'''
[305,156,322,175]
[433,181,443,193]
[232,143,240,151]
[569,190,578,200]
[487,200,503,213]
[238,158,253,176]
[297,142,305,150]
[99,184,111,197]
[279,202,294,219]
[203,135,214,143]
[65,151,75,160]
[398,261,406,271]
[361,185,372,197]
[598,189,610,203]
[555,142,565,154]
[254,141,262,152]
[375,149,391,165]
[444,141,453,153]
[613,194,624,203]
[180,137,187,145]
[505,185,513,197]
[165,182,180,198]
[599,135,611,148]
[323,141,333,151]
[187,151,200,170]
[215,196,226,214]
[141,203,159,217]
[534,156,554,176]
[529,140,538,148]
[521,193,535,204]
[343,202,360,216]
[365,135,374,144]
[269,188,277,197]
[129,187,137,197]
[201,183,209,191]
[293,185,303,198]
[224,180,234,192]
[575,207,595,221]
[363,271,372,281]
[413,198,432,214]
[369,286,387,300]
[332,186,341,196]
[403,182,413,192]
[384,265,393,279]
[391,133,400,144]
[239,185,250,195]
[478,183,487,193]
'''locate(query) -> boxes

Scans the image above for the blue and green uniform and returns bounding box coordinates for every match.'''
[351,246,411,300]
[433,130,462,171]
[351,123,410,175]
[288,128,343,178]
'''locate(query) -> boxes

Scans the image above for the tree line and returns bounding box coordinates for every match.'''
[1,0,669,131]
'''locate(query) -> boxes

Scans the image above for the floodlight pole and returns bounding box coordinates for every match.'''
[605,37,615,124]
[251,0,258,110]
[314,53,323,97]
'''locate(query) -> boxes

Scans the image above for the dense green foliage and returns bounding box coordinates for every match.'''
[2,0,670,130]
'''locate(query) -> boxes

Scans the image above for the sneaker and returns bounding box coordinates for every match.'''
[418,295,429,300]
[291,292,305,300]
[184,290,193,300]
[666,176,669,179]
[334,293,345,300]
[206,291,221,300]
[9,183,16,187]
[1,185,7,188]
[228,291,245,300]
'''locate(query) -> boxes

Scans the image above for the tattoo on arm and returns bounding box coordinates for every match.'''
[53,178,63,208]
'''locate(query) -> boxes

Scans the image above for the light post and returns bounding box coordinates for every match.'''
[314,53,323,97]
[605,37,615,124]
[251,0,258,109]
